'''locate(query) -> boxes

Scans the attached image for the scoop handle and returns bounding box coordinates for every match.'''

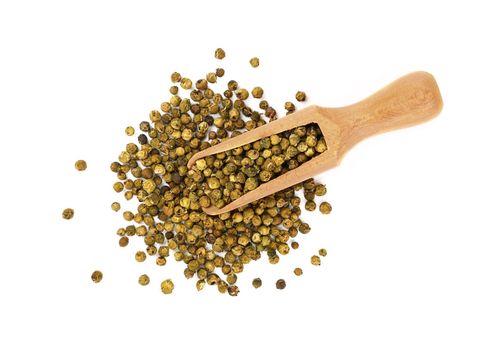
[329,71,443,154]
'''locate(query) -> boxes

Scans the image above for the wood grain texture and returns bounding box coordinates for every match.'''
[187,71,443,215]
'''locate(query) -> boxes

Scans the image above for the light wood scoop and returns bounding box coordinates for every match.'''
[187,71,443,215]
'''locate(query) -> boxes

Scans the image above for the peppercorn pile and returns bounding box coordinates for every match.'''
[109,48,332,295]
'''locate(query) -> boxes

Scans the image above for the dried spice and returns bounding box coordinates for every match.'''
[295,91,306,102]
[125,126,135,136]
[215,48,226,59]
[119,236,129,247]
[252,278,262,289]
[91,270,103,283]
[251,86,263,99]
[294,268,303,276]
[111,202,121,212]
[160,279,175,294]
[249,57,260,67]
[276,279,286,290]
[319,202,332,214]
[311,255,321,266]
[319,248,327,257]
[138,274,150,286]
[135,251,146,262]
[62,208,74,220]
[75,160,87,171]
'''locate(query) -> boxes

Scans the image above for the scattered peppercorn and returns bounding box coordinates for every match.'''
[111,202,121,212]
[294,268,303,276]
[252,86,264,98]
[91,270,103,283]
[311,255,321,266]
[319,248,327,257]
[74,160,87,171]
[295,91,306,102]
[125,126,135,136]
[249,57,259,67]
[160,279,175,294]
[135,251,146,262]
[215,48,226,59]
[252,278,262,289]
[276,279,286,290]
[62,208,74,220]
[319,202,332,214]
[119,236,129,247]
[138,274,150,286]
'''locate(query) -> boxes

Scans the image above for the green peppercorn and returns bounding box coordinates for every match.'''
[305,200,316,211]
[180,78,192,90]
[171,72,181,83]
[319,202,332,214]
[91,270,103,283]
[196,279,206,291]
[160,279,175,294]
[74,160,87,171]
[249,57,259,67]
[311,255,321,266]
[252,278,262,288]
[315,184,327,196]
[206,72,217,83]
[214,48,226,59]
[135,251,146,262]
[62,208,74,220]
[295,91,306,102]
[276,279,286,290]
[235,89,249,100]
[215,68,225,77]
[319,248,327,257]
[125,126,135,136]
[285,101,296,112]
[119,236,129,247]
[138,274,150,286]
[111,202,121,212]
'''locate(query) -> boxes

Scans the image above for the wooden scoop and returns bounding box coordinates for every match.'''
[187,71,443,215]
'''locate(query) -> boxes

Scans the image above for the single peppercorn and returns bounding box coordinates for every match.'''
[249,57,260,67]
[138,274,150,286]
[252,278,262,289]
[285,101,296,112]
[214,48,226,59]
[294,268,303,276]
[171,72,181,83]
[91,270,103,283]
[119,236,129,247]
[252,87,264,98]
[319,248,327,257]
[62,208,74,220]
[135,251,146,262]
[125,126,135,136]
[319,202,332,214]
[305,200,316,211]
[74,160,87,171]
[314,184,327,196]
[295,91,306,102]
[111,202,121,212]
[160,279,175,294]
[276,279,286,290]
[311,255,321,266]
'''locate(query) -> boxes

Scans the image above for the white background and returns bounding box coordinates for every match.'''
[0,0,501,349]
